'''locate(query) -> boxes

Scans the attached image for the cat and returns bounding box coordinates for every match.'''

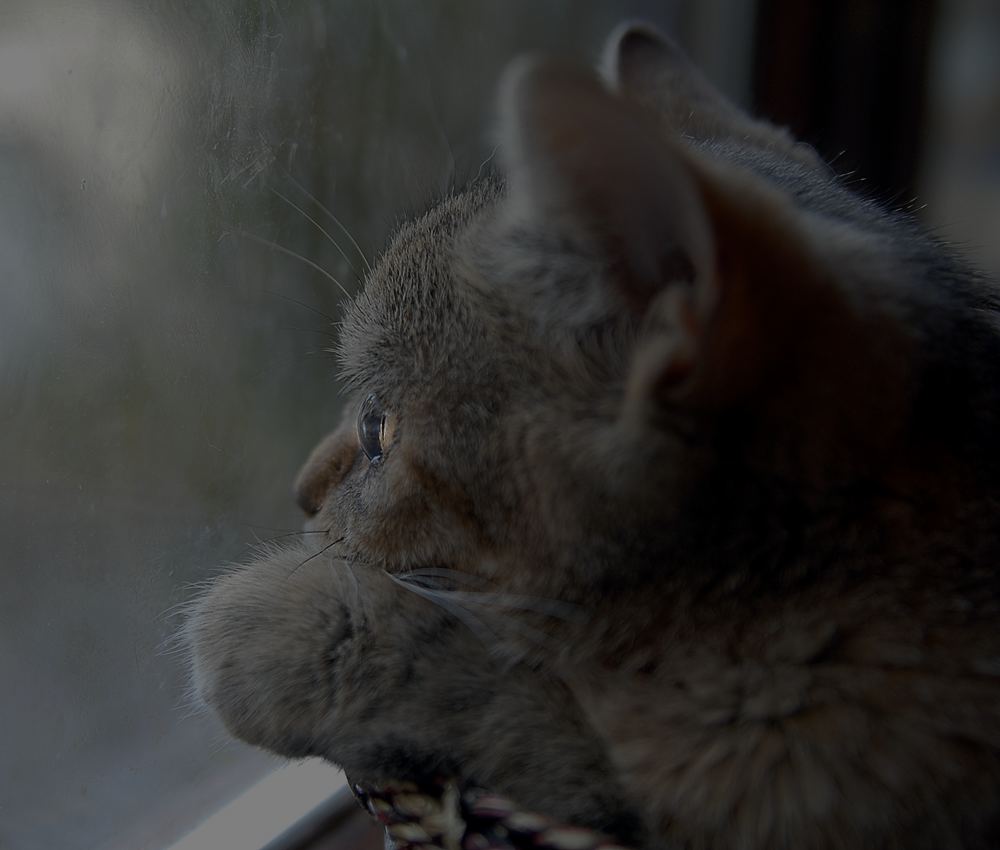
[188,22,1000,850]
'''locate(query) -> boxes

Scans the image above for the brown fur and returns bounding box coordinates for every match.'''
[189,23,1000,850]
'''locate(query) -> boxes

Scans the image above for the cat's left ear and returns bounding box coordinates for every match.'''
[498,57,716,324]
[494,56,838,410]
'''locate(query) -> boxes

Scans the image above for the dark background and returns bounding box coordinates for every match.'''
[1,2,997,849]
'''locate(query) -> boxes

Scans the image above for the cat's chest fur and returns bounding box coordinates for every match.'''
[563,566,1000,848]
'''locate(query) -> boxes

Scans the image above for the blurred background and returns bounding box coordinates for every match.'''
[1,2,997,849]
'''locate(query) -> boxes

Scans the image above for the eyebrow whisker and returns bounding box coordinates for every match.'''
[226,229,352,299]
[285,173,373,277]
[264,290,340,324]
[270,187,363,283]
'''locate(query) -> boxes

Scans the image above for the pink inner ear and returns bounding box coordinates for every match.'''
[498,56,715,315]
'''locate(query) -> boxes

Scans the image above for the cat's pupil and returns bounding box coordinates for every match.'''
[357,394,386,464]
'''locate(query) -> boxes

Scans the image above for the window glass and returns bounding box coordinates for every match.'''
[1,2,694,848]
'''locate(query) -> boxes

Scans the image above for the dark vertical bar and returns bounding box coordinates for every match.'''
[753,0,939,202]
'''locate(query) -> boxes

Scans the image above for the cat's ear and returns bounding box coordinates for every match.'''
[498,57,716,320]
[495,55,830,407]
[601,22,822,167]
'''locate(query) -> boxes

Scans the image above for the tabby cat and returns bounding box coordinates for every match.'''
[188,23,1000,850]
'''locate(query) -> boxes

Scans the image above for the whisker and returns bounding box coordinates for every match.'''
[390,574,563,653]
[289,536,347,576]
[395,568,581,651]
[438,590,585,623]
[280,327,342,341]
[264,290,340,324]
[397,569,584,623]
[250,530,330,547]
[244,524,312,534]
[270,188,363,282]
[285,173,373,276]
[227,229,352,299]
[389,572,502,648]
[270,325,343,344]
[419,589,560,648]
[401,567,491,588]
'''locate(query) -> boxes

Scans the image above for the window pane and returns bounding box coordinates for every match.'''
[2,2,692,848]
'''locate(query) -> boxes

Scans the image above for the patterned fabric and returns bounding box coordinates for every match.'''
[351,779,633,850]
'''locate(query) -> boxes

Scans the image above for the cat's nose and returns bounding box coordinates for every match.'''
[293,426,357,517]
[294,472,324,517]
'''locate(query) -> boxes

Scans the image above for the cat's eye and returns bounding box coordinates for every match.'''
[357,394,388,464]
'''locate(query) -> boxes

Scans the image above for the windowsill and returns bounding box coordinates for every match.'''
[166,759,352,850]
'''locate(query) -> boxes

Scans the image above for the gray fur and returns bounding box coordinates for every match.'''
[189,24,1000,850]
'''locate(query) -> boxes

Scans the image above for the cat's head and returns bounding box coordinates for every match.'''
[296,24,999,600]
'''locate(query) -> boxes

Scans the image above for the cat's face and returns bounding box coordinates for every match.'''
[295,26,994,603]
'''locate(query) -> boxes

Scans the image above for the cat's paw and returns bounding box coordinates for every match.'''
[187,544,356,757]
